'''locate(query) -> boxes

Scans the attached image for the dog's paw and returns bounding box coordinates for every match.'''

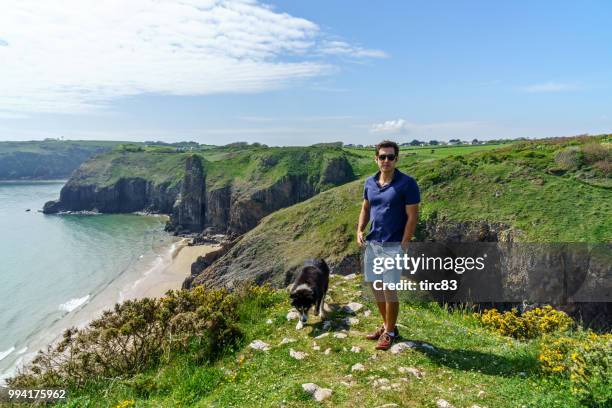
[296,320,304,330]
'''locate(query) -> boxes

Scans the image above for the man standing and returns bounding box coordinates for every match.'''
[357,140,420,350]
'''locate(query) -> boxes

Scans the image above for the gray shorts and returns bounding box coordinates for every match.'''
[363,241,404,284]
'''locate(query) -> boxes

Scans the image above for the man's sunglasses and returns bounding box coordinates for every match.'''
[377,154,396,161]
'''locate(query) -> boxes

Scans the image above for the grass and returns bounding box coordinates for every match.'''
[51,275,589,408]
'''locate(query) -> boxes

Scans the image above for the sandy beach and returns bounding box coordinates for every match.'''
[135,240,220,299]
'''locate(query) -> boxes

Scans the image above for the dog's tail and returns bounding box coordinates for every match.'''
[307,258,330,276]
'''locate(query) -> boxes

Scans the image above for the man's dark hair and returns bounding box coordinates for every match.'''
[375,140,399,156]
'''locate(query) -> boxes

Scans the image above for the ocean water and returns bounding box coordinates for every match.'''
[0,181,178,382]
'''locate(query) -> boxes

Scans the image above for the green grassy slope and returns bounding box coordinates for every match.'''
[53,275,592,408]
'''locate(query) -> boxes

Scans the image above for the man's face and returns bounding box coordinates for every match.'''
[375,146,398,172]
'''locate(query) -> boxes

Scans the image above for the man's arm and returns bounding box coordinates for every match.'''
[401,204,419,252]
[357,199,370,247]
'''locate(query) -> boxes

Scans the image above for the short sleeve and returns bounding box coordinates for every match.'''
[403,178,420,205]
[363,182,369,200]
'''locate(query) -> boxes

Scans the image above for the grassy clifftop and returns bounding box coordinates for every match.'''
[66,143,371,193]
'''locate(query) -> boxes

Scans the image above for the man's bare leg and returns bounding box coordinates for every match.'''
[375,301,387,327]
[384,289,399,333]
[370,282,388,328]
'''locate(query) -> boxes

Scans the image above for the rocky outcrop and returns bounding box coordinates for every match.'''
[44,151,356,236]
[43,178,179,214]
[320,156,355,185]
[166,155,206,233]
[227,174,319,233]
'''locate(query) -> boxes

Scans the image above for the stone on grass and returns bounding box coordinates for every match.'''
[477,390,485,398]
[286,310,300,321]
[343,302,364,313]
[372,378,390,387]
[324,347,331,355]
[363,310,372,317]
[375,404,399,408]
[266,318,273,324]
[249,340,270,351]
[333,332,348,339]
[301,383,333,402]
[289,348,308,360]
[390,341,417,354]
[350,346,361,353]
[351,363,365,372]
[279,337,296,345]
[315,332,329,339]
[436,399,455,408]
[312,342,321,351]
[398,366,424,379]
[343,317,360,326]
[344,273,357,280]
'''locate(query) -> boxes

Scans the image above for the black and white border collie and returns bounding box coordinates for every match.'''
[290,258,330,323]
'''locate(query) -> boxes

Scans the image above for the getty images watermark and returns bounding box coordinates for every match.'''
[361,242,611,303]
[369,250,487,291]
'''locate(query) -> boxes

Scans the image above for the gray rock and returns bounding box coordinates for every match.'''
[343,302,364,313]
[301,383,332,402]
[289,348,308,360]
[249,340,270,351]
[436,399,455,408]
[390,341,417,354]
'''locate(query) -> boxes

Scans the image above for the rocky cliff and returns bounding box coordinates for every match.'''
[43,145,359,235]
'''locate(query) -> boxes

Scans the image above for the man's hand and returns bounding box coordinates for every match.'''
[401,240,409,253]
[357,230,366,247]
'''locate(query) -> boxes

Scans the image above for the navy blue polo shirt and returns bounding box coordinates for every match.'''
[363,169,420,243]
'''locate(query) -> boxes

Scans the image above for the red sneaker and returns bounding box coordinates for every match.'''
[375,331,396,350]
[365,325,385,340]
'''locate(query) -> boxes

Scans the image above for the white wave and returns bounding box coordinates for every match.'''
[0,346,15,362]
[16,347,27,355]
[58,294,90,312]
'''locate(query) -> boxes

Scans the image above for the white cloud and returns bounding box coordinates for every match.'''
[370,118,410,133]
[520,81,580,93]
[370,118,482,134]
[318,40,388,58]
[0,0,384,115]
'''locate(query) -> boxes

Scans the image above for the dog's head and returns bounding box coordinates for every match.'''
[290,284,315,323]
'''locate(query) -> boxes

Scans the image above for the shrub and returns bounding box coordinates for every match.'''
[474,306,573,340]
[539,332,612,406]
[581,143,609,165]
[8,287,244,388]
[554,146,582,171]
[593,160,611,177]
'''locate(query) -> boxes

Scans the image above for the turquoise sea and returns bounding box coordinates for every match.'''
[0,181,178,383]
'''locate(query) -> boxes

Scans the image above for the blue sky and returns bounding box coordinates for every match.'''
[0,0,611,145]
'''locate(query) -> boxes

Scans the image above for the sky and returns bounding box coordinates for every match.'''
[0,0,611,146]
